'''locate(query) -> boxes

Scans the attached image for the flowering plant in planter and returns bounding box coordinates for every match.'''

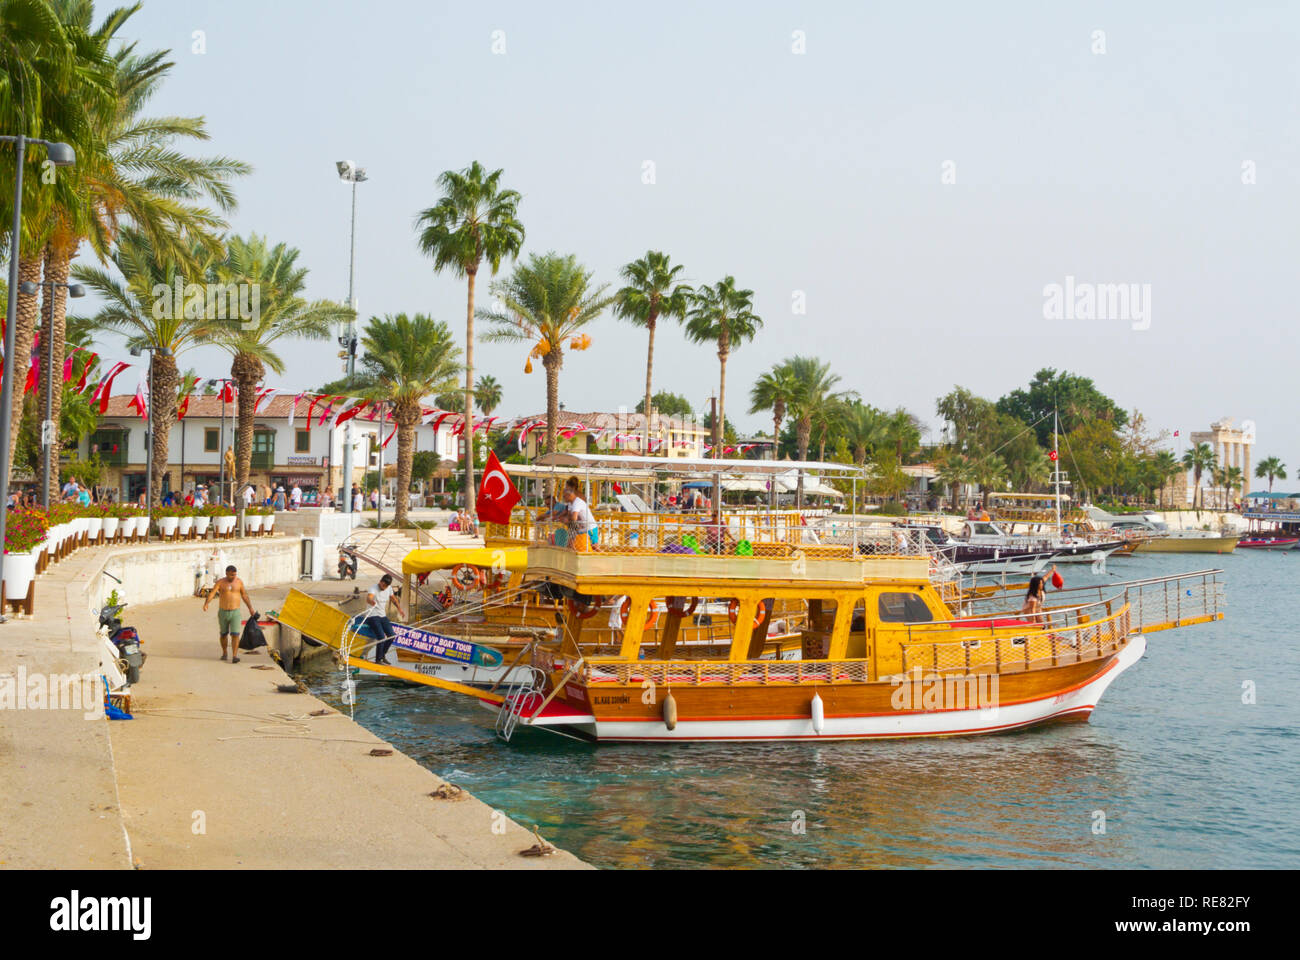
[151,504,184,520]
[202,503,234,516]
[4,509,49,554]
[247,505,274,516]
[47,503,78,525]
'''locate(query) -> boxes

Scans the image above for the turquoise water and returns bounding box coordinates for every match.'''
[307,552,1300,868]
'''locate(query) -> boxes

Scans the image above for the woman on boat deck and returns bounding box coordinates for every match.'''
[562,476,597,551]
[1020,564,1059,619]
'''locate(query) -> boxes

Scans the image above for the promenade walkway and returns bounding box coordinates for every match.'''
[0,535,585,870]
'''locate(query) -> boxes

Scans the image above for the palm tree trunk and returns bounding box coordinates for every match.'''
[463,267,478,515]
[149,352,179,506]
[6,254,42,479]
[394,401,417,527]
[231,351,263,502]
[543,351,561,500]
[715,340,728,458]
[795,418,811,509]
[39,243,73,503]
[643,314,657,451]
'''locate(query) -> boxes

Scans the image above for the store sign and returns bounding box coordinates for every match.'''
[287,455,316,466]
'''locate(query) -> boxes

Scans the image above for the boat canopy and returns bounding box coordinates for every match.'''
[532,452,863,479]
[401,547,528,576]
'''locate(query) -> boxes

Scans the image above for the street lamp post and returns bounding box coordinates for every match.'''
[336,160,367,514]
[1,134,75,622]
[19,279,86,508]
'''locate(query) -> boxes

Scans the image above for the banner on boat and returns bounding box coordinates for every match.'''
[391,624,504,668]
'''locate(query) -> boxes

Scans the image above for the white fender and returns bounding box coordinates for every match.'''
[663,691,678,731]
[810,692,825,735]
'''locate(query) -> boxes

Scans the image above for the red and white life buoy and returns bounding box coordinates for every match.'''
[450,564,484,592]
[620,597,660,630]
[728,598,769,631]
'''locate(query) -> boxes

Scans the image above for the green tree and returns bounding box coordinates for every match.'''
[475,374,502,416]
[1181,442,1218,514]
[614,250,692,442]
[1152,449,1181,507]
[411,449,441,492]
[360,314,462,526]
[73,228,216,503]
[749,365,802,459]
[1254,456,1286,495]
[779,356,852,506]
[996,368,1128,446]
[635,391,694,420]
[414,161,524,516]
[684,276,762,461]
[481,253,614,481]
[209,234,351,501]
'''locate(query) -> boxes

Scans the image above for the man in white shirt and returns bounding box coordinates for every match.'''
[290,484,302,510]
[365,573,406,663]
[242,484,255,508]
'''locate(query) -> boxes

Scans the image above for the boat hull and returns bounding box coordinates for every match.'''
[510,635,1145,743]
[1134,536,1238,554]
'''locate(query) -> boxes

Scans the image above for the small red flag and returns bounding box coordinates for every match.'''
[1049,450,1058,461]
[476,450,521,525]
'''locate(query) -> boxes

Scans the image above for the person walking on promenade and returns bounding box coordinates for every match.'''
[203,564,257,663]
[366,573,405,664]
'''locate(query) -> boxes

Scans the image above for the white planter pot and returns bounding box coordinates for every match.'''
[158,516,179,537]
[194,516,211,535]
[85,517,104,539]
[214,515,235,535]
[117,516,135,538]
[73,516,88,537]
[263,515,275,532]
[178,516,194,536]
[3,550,37,601]
[102,517,120,539]
[246,515,264,533]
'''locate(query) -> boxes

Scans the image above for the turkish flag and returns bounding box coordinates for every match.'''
[1049,450,1058,461]
[476,450,521,525]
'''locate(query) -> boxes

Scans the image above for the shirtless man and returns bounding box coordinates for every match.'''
[203,564,257,663]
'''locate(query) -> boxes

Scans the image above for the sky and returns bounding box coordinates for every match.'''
[72,0,1300,462]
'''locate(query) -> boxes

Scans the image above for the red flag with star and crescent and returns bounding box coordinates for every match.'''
[476,450,521,525]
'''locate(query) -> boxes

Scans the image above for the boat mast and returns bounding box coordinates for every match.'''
[1054,409,1061,537]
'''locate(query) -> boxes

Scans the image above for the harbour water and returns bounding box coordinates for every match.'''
[307,552,1300,868]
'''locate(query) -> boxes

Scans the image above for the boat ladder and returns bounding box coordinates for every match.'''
[494,665,547,742]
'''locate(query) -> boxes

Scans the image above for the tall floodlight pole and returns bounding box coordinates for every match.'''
[21,279,86,508]
[336,161,367,513]
[0,135,75,623]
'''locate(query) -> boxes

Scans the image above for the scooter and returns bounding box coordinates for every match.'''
[337,542,359,580]
[99,602,145,685]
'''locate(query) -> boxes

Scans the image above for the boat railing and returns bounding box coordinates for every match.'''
[580,656,872,686]
[528,516,943,560]
[899,602,1131,676]
[960,569,1225,634]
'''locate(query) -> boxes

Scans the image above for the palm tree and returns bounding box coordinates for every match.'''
[748,364,801,459]
[614,251,692,448]
[35,31,247,500]
[883,407,922,466]
[779,356,851,506]
[414,162,524,515]
[1,0,114,475]
[1152,449,1180,507]
[481,253,614,483]
[839,401,886,468]
[684,277,762,461]
[1224,465,1244,509]
[1181,442,1217,514]
[210,234,351,503]
[361,314,462,527]
[73,228,215,503]
[1254,456,1286,497]
[936,451,978,511]
[475,374,502,417]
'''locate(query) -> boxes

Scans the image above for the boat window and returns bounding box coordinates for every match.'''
[971,522,999,536]
[878,591,934,624]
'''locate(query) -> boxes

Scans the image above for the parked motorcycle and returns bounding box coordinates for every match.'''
[99,602,145,684]
[337,542,359,580]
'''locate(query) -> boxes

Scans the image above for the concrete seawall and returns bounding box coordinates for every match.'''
[1,535,586,869]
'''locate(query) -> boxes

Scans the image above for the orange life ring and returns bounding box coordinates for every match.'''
[665,596,699,617]
[728,598,768,631]
[620,597,659,629]
[566,594,603,619]
[450,564,483,592]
